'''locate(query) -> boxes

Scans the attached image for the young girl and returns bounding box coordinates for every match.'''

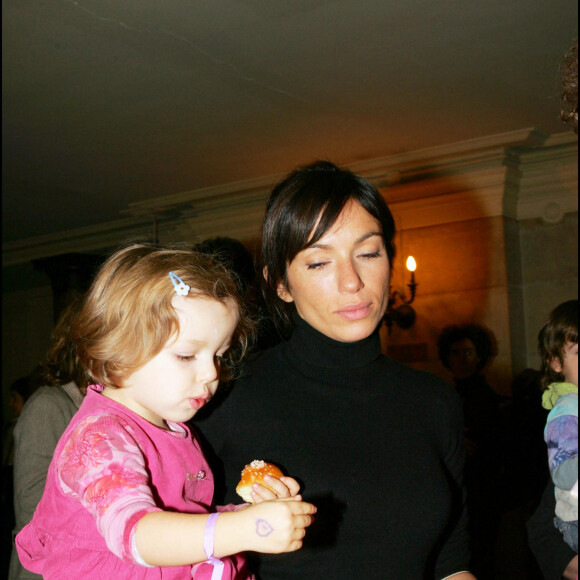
[15,243,316,579]
[539,299,578,554]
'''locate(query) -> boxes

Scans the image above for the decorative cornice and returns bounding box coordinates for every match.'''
[379,130,577,230]
[351,127,547,184]
[516,137,578,222]
[2,217,154,266]
[2,128,576,266]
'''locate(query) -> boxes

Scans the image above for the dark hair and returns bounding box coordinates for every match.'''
[260,160,396,334]
[561,42,578,133]
[194,237,257,297]
[34,295,91,390]
[538,299,578,389]
[437,323,495,373]
[10,376,37,402]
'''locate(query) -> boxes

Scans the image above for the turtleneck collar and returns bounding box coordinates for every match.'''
[284,311,382,379]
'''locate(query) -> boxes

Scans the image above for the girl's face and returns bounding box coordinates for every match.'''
[104,295,238,428]
[278,200,390,343]
[550,341,579,386]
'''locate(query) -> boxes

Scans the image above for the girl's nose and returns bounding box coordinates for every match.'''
[197,358,219,386]
[338,260,363,293]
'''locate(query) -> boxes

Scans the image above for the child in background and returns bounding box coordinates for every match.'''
[15,243,316,579]
[538,299,578,554]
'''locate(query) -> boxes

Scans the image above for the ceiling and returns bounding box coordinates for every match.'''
[2,0,578,249]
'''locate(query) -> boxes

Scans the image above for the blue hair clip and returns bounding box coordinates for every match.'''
[169,271,190,296]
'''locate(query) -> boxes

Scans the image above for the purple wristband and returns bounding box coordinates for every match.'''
[203,513,224,580]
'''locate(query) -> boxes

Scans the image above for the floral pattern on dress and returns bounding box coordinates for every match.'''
[58,416,115,482]
[85,462,148,515]
[56,414,157,561]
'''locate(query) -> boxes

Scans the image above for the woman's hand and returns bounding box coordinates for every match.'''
[249,474,301,502]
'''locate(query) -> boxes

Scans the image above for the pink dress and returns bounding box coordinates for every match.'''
[16,385,252,579]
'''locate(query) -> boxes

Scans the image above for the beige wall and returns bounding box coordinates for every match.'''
[519,212,578,368]
[381,216,513,396]
[380,212,578,398]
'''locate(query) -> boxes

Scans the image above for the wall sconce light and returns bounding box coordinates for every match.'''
[384,256,418,334]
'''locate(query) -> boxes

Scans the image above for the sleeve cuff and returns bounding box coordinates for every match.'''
[126,507,162,566]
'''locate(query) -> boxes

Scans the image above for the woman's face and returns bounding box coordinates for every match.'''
[278,200,391,342]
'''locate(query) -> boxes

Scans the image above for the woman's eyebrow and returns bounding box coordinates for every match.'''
[308,231,382,250]
[355,231,383,244]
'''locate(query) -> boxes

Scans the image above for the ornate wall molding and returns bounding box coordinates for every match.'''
[514,135,578,223]
[2,128,577,266]
[2,217,154,267]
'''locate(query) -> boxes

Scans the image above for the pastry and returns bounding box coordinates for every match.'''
[236,460,284,503]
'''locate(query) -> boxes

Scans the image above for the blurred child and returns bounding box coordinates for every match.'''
[538,299,578,553]
[15,243,315,579]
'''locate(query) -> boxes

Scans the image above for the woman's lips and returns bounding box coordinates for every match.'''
[336,303,372,321]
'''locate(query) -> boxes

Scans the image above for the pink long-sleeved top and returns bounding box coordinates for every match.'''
[16,385,252,580]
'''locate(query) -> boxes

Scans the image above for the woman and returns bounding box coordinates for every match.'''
[196,160,476,579]
[9,297,89,580]
[2,376,36,580]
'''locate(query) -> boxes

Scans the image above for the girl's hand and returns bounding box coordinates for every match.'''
[240,496,316,554]
[250,475,301,503]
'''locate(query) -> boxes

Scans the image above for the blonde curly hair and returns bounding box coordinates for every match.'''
[72,243,256,388]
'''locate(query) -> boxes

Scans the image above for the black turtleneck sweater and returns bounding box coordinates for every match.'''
[195,317,470,579]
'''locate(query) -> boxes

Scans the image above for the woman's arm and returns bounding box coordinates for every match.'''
[563,555,578,580]
[434,389,472,579]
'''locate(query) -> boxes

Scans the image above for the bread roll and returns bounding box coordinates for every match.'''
[236,460,284,503]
